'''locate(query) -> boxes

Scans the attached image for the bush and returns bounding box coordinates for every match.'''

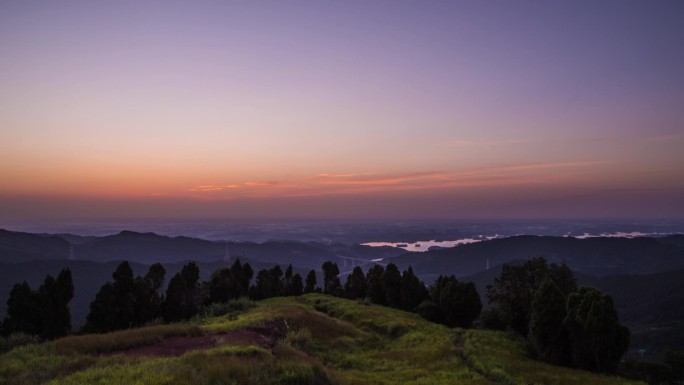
[479,307,507,330]
[200,297,257,318]
[0,333,39,354]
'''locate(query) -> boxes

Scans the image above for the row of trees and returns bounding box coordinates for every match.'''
[2,258,485,338]
[85,262,167,332]
[82,259,484,333]
[85,260,256,331]
[318,262,482,328]
[1,269,74,340]
[484,257,630,374]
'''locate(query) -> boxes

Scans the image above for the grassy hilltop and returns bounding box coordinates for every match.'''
[0,294,642,385]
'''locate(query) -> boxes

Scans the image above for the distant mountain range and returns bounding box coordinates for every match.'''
[0,229,404,267]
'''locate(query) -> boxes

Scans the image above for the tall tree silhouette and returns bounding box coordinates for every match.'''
[529,277,570,365]
[304,270,317,293]
[400,266,428,311]
[38,268,74,339]
[112,261,135,329]
[2,281,41,336]
[382,263,402,308]
[322,261,341,295]
[487,257,575,336]
[163,262,201,322]
[423,275,481,328]
[289,273,304,296]
[366,265,386,305]
[565,287,630,373]
[344,266,368,299]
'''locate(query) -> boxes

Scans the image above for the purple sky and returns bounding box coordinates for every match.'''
[1,1,683,221]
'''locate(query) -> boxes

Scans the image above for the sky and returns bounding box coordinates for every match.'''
[1,0,683,221]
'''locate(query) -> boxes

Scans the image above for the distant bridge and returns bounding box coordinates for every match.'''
[335,255,385,277]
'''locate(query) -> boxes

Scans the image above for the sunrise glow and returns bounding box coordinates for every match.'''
[1,1,683,220]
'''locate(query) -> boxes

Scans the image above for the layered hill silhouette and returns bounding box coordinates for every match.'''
[3,229,683,278]
[0,229,71,263]
[0,229,403,268]
[390,234,684,280]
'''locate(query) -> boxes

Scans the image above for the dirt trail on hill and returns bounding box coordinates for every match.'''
[107,321,287,357]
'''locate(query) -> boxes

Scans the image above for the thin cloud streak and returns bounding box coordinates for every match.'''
[466,161,607,175]
[187,161,599,200]
[443,138,541,148]
[646,132,684,142]
[189,184,241,192]
[315,172,446,186]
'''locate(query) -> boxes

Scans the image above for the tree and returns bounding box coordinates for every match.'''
[145,263,166,293]
[208,268,234,303]
[304,270,317,293]
[283,264,293,292]
[32,269,75,339]
[53,268,74,337]
[225,259,253,298]
[85,282,117,332]
[284,264,304,296]
[382,263,402,308]
[3,281,41,336]
[87,262,165,331]
[270,265,284,296]
[254,266,284,299]
[130,263,166,326]
[289,273,304,296]
[112,261,135,329]
[344,266,368,299]
[564,287,630,373]
[400,266,428,311]
[322,261,341,295]
[529,277,570,365]
[460,282,482,328]
[486,257,576,336]
[240,262,254,295]
[163,262,201,322]
[416,300,443,324]
[131,277,154,326]
[419,276,481,328]
[142,263,165,321]
[164,273,186,322]
[253,269,269,299]
[366,265,386,305]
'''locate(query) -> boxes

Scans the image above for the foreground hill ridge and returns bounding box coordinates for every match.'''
[0,294,644,385]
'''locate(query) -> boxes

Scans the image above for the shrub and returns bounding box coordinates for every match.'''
[0,333,39,354]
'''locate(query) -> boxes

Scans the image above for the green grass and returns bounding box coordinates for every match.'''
[0,294,645,385]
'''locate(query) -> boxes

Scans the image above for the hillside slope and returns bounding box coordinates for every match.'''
[0,294,642,385]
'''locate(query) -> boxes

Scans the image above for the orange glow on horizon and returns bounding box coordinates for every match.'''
[0,160,620,201]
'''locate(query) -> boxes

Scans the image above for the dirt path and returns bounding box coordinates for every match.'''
[107,321,287,357]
